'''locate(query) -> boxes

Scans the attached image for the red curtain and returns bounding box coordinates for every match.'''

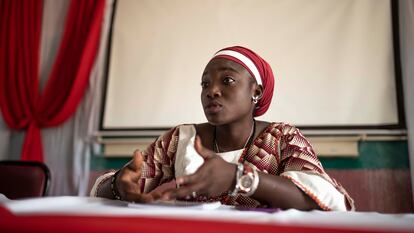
[0,0,105,162]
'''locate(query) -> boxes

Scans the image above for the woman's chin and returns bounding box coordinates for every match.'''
[204,115,223,126]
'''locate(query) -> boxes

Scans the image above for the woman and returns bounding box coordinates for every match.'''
[91,46,354,211]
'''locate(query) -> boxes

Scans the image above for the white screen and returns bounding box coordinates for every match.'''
[103,0,398,129]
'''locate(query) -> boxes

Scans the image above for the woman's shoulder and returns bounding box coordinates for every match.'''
[256,121,303,136]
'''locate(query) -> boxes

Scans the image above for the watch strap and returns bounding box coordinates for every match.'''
[243,166,259,196]
[230,163,244,196]
[230,163,260,197]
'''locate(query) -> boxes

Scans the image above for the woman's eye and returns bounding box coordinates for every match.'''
[200,81,209,88]
[223,76,235,85]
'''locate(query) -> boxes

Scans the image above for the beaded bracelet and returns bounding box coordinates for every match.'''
[110,170,122,200]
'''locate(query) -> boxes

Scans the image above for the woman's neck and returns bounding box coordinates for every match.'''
[214,118,255,152]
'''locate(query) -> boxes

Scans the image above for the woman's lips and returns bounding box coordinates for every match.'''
[204,102,223,114]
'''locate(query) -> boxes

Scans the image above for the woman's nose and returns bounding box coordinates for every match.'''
[206,83,222,98]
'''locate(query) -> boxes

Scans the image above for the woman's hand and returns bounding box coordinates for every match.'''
[166,136,237,199]
[115,150,161,202]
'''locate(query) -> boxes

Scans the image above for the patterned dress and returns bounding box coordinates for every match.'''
[91,122,355,211]
[135,123,354,210]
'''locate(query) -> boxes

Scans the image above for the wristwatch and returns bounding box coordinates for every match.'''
[231,163,259,196]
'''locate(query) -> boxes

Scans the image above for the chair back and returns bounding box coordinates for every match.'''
[0,160,50,199]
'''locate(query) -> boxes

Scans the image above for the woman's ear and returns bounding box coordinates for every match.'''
[254,85,263,100]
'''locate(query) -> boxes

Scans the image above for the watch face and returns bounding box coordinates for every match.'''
[240,175,253,191]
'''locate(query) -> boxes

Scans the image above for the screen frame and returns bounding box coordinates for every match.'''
[98,0,406,135]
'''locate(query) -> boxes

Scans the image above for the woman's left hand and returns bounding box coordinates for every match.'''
[164,136,237,199]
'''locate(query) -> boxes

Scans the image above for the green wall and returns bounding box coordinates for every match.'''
[320,140,409,169]
[91,141,410,170]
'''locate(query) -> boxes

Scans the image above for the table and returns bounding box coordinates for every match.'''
[1,196,413,233]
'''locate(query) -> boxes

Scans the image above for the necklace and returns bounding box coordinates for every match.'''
[213,119,256,153]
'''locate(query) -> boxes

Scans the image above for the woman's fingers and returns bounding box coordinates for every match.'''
[119,175,160,203]
[126,150,144,171]
[116,150,145,201]
[176,173,198,187]
[176,157,238,199]
[175,181,207,198]
[173,167,211,198]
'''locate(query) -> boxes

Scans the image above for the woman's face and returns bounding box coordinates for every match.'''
[201,58,256,125]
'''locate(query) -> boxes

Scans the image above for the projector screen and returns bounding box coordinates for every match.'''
[101,0,401,131]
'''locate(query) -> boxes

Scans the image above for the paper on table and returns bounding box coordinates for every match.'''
[128,200,223,210]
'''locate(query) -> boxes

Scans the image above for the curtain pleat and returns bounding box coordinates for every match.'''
[0,0,42,131]
[0,0,105,162]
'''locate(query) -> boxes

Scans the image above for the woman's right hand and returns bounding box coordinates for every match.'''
[115,150,160,202]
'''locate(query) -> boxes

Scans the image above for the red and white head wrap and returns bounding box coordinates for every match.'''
[211,46,275,117]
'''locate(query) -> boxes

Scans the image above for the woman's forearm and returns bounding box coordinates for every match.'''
[251,172,320,210]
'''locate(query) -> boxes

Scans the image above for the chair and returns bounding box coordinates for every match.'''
[0,160,50,199]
